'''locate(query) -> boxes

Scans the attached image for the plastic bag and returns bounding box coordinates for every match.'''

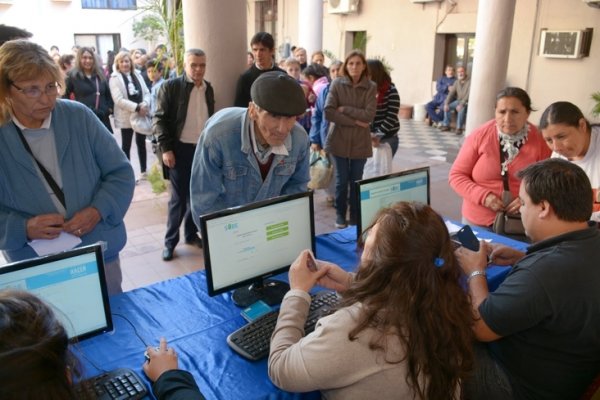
[130,113,153,135]
[308,150,334,190]
[363,143,392,179]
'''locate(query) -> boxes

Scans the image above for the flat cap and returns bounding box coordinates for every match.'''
[251,71,307,117]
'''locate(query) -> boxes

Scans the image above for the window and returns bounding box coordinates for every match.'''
[255,0,277,44]
[81,0,136,10]
[74,34,121,67]
[445,33,475,73]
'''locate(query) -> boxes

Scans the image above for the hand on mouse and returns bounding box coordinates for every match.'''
[142,337,179,382]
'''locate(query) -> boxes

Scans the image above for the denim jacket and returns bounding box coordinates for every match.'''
[190,107,310,225]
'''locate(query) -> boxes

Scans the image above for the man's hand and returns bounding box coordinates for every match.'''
[288,250,329,293]
[455,241,490,275]
[456,103,464,112]
[26,214,65,240]
[162,151,176,168]
[444,104,450,112]
[143,337,179,383]
[489,244,524,266]
[310,143,322,152]
[63,207,101,237]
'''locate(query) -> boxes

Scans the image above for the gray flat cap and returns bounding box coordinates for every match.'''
[251,71,307,117]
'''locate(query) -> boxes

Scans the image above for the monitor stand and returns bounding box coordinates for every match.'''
[232,278,290,308]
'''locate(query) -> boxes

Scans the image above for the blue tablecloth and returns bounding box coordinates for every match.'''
[77,227,527,399]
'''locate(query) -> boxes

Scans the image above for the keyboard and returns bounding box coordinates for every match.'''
[76,368,148,400]
[227,290,340,361]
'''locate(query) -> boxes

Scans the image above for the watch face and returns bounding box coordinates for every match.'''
[329,0,341,7]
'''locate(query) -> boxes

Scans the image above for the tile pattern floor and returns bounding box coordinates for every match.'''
[0,119,465,292]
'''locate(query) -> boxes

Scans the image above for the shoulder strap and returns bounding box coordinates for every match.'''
[13,123,66,208]
[499,141,509,191]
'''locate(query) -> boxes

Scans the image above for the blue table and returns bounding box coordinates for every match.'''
[77,227,527,399]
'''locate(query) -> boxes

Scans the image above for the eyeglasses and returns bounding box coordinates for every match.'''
[11,82,61,99]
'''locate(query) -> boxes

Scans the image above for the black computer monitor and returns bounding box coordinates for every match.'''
[355,166,430,237]
[199,191,315,308]
[0,244,113,342]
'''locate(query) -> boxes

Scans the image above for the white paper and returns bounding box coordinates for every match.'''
[28,232,82,256]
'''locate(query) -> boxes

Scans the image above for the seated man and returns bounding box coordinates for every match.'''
[425,65,455,127]
[439,66,469,134]
[456,158,600,399]
[190,71,309,221]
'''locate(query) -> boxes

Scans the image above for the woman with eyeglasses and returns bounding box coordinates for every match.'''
[268,202,474,399]
[0,40,135,295]
[63,47,114,134]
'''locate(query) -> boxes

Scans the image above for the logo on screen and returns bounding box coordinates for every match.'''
[224,222,239,231]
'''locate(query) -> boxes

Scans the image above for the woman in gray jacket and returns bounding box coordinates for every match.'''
[324,50,377,228]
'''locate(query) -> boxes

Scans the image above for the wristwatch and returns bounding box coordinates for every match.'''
[467,270,486,283]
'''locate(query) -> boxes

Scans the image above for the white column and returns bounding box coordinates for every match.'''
[465,0,516,136]
[182,0,246,110]
[298,0,324,60]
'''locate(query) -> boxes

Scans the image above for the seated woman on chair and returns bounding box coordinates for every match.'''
[268,201,474,399]
[0,290,205,400]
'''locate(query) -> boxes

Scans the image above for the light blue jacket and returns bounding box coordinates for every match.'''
[190,107,310,225]
[0,100,135,262]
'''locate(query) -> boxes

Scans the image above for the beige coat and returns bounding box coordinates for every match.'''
[324,76,377,159]
[109,70,150,129]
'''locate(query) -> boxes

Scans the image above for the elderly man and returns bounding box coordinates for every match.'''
[439,66,469,135]
[154,49,215,261]
[456,158,600,399]
[191,71,309,222]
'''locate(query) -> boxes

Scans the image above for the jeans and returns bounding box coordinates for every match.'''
[121,128,148,173]
[332,156,367,221]
[425,100,444,123]
[442,100,467,130]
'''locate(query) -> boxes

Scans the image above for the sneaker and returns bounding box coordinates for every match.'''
[335,215,347,229]
[439,125,451,132]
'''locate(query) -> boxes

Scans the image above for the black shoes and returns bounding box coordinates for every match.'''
[185,237,203,248]
[162,247,174,261]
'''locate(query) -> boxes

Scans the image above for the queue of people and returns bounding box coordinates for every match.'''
[1,28,600,400]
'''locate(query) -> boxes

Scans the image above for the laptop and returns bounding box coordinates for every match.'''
[0,244,113,342]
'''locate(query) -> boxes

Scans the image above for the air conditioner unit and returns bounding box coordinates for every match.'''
[539,29,593,59]
[328,0,359,14]
[583,0,600,9]
[410,0,443,3]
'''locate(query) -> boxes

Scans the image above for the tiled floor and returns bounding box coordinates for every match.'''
[0,119,465,291]
[119,118,464,291]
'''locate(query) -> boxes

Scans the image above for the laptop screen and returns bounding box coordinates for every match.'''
[0,244,113,341]
[356,166,430,237]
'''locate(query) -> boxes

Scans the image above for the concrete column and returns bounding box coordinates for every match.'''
[298,0,323,60]
[182,0,246,110]
[465,0,516,136]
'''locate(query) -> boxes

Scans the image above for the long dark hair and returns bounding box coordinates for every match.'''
[539,101,591,132]
[0,290,85,399]
[73,46,105,81]
[342,202,474,399]
[367,59,392,105]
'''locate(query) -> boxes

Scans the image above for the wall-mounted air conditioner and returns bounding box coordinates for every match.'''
[539,29,593,58]
[328,0,359,15]
[410,0,443,3]
[582,0,600,9]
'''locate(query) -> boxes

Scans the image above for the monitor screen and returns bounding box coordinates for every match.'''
[356,166,430,237]
[0,244,112,341]
[200,191,315,307]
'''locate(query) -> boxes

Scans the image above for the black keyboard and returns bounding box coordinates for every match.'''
[227,290,339,361]
[76,368,148,400]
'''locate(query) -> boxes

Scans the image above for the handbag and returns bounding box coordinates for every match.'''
[492,145,525,236]
[308,149,333,190]
[130,112,153,135]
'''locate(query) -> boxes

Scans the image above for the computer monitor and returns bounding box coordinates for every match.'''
[199,191,315,308]
[355,166,430,237]
[0,244,113,341]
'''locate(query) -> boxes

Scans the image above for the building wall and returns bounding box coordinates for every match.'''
[254,0,599,123]
[0,0,146,58]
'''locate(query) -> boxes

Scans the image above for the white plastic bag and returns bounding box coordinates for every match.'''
[363,143,392,179]
[130,113,153,135]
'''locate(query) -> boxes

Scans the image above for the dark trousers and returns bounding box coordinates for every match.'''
[121,128,147,173]
[464,342,514,399]
[332,156,367,221]
[425,100,444,123]
[164,141,197,249]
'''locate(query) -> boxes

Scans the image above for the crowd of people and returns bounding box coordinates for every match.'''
[0,27,599,399]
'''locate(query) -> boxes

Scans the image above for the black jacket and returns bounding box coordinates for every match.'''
[154,74,215,153]
[63,71,113,119]
[153,370,205,400]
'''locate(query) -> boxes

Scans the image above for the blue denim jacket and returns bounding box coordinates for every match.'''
[190,107,310,225]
